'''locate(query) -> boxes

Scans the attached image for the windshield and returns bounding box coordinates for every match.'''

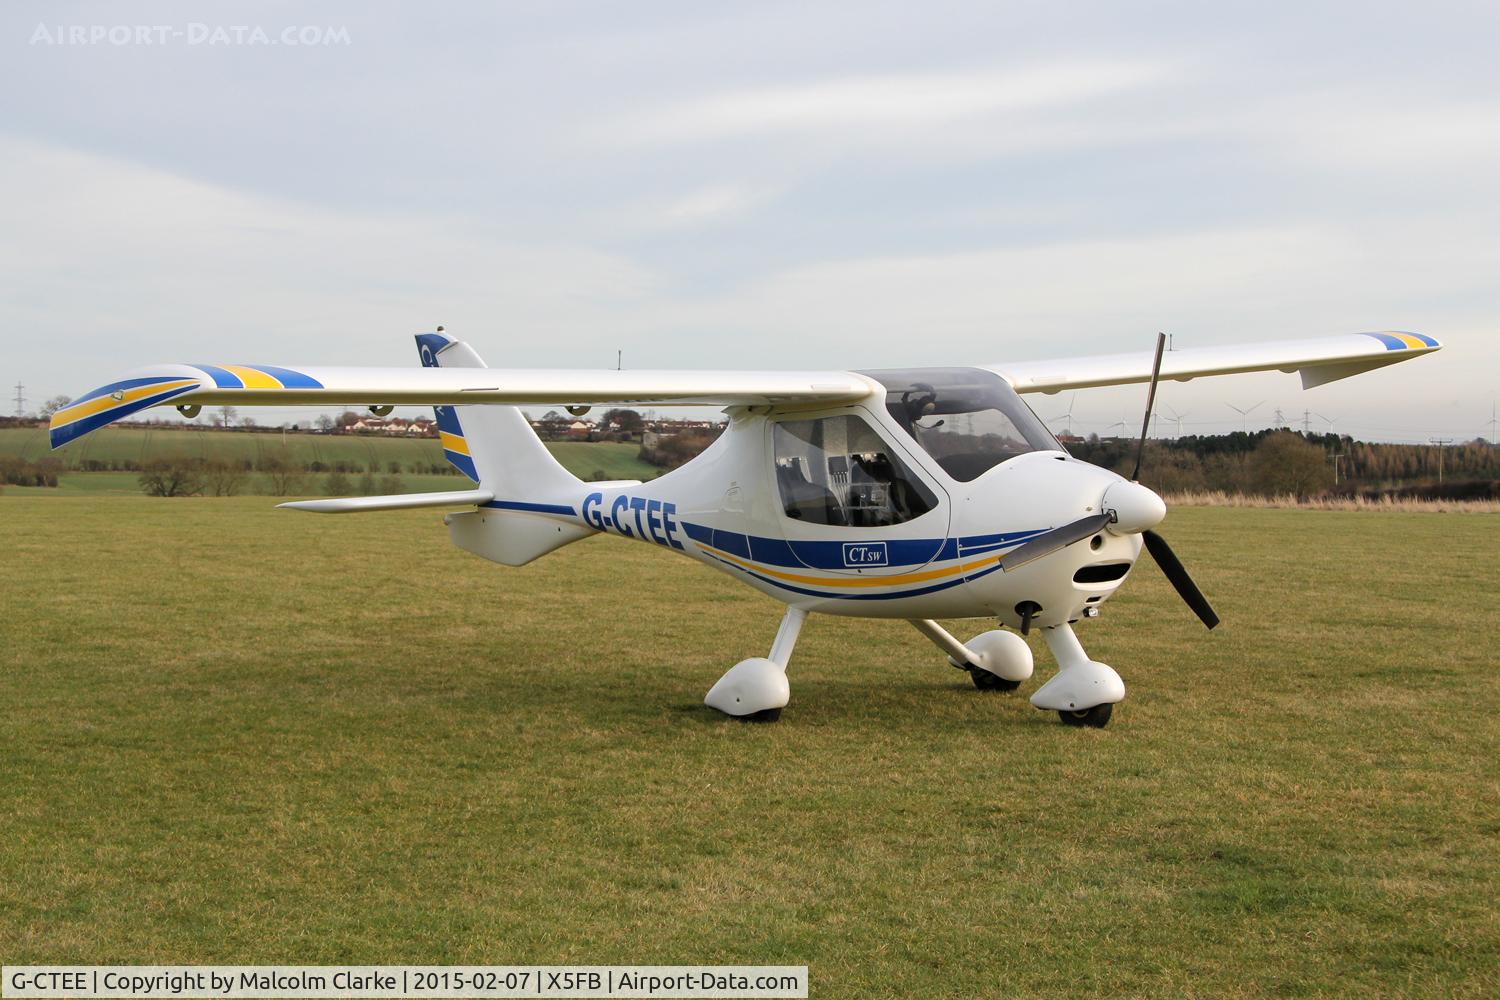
[862,367,1063,482]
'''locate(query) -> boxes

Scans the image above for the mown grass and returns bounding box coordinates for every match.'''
[1,498,1497,996]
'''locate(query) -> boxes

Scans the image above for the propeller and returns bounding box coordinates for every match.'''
[1000,511,1115,571]
[1130,332,1218,630]
[1130,333,1167,481]
[1000,332,1220,630]
[1142,529,1220,629]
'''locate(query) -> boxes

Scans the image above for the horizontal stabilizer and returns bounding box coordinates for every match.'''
[277,489,494,514]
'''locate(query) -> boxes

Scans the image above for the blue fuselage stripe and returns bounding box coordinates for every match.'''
[680,522,1045,569]
[483,500,578,516]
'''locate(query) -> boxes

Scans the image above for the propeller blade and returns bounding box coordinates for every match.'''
[1130,332,1168,482]
[1142,529,1220,629]
[1001,512,1114,571]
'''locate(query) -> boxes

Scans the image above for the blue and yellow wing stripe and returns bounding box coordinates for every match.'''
[189,364,325,390]
[50,364,325,449]
[1363,332,1440,351]
[49,377,202,448]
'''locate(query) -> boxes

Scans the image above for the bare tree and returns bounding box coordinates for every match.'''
[203,460,246,496]
[217,405,239,428]
[139,457,205,497]
[39,395,72,419]
[259,454,305,496]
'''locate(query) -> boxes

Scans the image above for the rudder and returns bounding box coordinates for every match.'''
[414,331,581,503]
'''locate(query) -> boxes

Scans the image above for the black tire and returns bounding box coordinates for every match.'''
[739,707,783,723]
[1058,703,1113,728]
[968,667,1021,692]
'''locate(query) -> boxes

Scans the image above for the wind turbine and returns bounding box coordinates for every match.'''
[1314,412,1338,436]
[1046,393,1078,437]
[1161,404,1189,439]
[1226,400,1265,434]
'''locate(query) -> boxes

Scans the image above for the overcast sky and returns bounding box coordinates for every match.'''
[3,1,1497,443]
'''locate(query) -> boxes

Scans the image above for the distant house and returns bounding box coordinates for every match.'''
[568,420,593,439]
[346,415,437,436]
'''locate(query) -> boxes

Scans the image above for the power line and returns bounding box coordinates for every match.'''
[1429,437,1453,484]
[12,381,24,417]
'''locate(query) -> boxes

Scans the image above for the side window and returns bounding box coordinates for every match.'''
[773,414,937,528]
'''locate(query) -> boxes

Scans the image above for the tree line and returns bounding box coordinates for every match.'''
[138,456,410,497]
[1068,431,1500,498]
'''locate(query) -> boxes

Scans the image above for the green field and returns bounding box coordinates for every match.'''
[0,425,660,492]
[2,497,1497,996]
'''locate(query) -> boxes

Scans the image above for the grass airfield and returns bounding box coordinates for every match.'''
[2,495,1498,996]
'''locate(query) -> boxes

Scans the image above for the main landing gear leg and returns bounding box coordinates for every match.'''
[909,619,1033,691]
[1029,622,1124,728]
[704,607,806,722]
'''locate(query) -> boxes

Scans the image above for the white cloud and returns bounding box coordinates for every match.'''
[594,59,1177,146]
[1260,98,1500,172]
[0,137,662,388]
[2,131,1492,441]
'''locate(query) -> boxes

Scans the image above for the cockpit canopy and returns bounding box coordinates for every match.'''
[862,367,1064,482]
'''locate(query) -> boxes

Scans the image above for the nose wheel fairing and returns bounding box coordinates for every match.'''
[1030,622,1125,714]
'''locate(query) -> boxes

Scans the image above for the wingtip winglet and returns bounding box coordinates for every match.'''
[46,374,204,449]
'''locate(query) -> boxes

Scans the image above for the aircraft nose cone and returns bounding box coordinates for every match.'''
[1103,480,1166,534]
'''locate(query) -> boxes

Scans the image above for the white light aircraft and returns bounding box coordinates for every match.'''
[50,330,1441,726]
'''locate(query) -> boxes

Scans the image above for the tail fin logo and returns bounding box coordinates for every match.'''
[415,332,451,368]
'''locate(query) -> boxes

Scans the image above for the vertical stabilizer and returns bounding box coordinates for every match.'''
[414,332,581,505]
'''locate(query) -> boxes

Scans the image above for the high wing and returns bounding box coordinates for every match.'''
[993,332,1440,395]
[48,363,875,448]
[49,331,1441,449]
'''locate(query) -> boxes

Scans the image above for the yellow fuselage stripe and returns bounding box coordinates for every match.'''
[698,543,1007,588]
[50,380,200,429]
[440,432,470,456]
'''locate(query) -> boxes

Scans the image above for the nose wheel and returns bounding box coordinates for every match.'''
[1057,703,1113,728]
[967,666,1021,692]
[1030,623,1124,728]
